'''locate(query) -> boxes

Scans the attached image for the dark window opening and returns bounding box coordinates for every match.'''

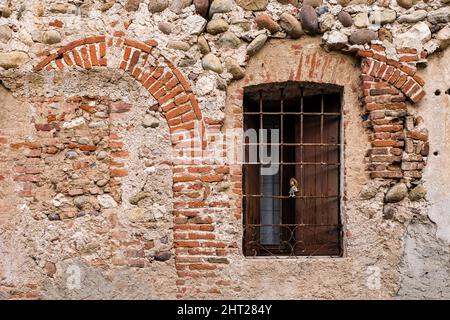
[242,82,343,257]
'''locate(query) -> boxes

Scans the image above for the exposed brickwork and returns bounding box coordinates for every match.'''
[358,45,428,180]
[33,36,235,298]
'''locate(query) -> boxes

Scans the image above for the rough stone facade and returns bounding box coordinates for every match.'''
[0,0,449,299]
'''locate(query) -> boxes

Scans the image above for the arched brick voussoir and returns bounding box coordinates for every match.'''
[358,47,426,104]
[34,35,207,149]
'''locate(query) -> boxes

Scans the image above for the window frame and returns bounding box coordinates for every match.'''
[242,82,345,258]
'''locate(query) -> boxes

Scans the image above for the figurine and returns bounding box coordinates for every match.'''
[289,178,299,198]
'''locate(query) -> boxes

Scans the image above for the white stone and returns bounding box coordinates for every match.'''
[394,22,431,52]
[196,75,216,95]
[144,166,156,174]
[182,15,207,35]
[62,117,85,129]
[354,12,369,28]
[52,193,68,208]
[202,53,223,73]
[324,30,348,50]
[97,195,118,208]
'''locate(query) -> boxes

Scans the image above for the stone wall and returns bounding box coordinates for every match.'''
[0,0,449,299]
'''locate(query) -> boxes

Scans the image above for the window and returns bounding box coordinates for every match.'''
[242,82,343,257]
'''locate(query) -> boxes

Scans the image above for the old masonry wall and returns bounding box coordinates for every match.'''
[0,0,449,299]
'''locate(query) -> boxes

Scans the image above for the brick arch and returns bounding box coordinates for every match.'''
[34,35,206,150]
[33,36,232,299]
[357,46,426,104]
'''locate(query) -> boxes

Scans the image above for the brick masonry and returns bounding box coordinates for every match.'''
[357,44,428,180]
[2,34,431,299]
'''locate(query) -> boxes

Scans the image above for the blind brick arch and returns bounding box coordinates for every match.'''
[31,35,233,298]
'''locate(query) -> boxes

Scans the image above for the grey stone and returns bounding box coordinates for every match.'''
[198,35,211,54]
[384,183,408,203]
[338,11,353,27]
[154,251,172,261]
[65,150,78,159]
[170,0,192,14]
[202,53,223,73]
[398,10,428,24]
[48,213,61,221]
[167,40,191,51]
[383,204,396,220]
[409,185,426,201]
[300,5,319,34]
[158,21,173,35]
[317,6,328,16]
[78,137,90,145]
[236,0,268,11]
[428,7,450,24]
[129,191,151,205]
[246,34,267,56]
[369,9,396,25]
[207,19,229,35]
[225,57,245,80]
[74,196,88,209]
[142,114,160,128]
[0,25,12,43]
[148,0,169,13]
[349,29,378,45]
[42,30,61,45]
[209,0,233,17]
[124,0,142,11]
[194,0,209,17]
[279,13,303,39]
[217,31,241,49]
[207,257,229,264]
[215,77,226,91]
[359,184,379,200]
[96,151,108,160]
[97,195,118,208]
[183,15,207,35]
[96,179,109,187]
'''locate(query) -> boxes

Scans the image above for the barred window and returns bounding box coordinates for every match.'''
[242,82,343,257]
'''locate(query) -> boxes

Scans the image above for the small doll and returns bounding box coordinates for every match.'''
[289,178,299,198]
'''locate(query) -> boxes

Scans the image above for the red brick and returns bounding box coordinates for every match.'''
[79,145,96,151]
[72,49,83,67]
[89,44,99,66]
[111,169,128,177]
[124,38,154,53]
[80,46,92,69]
[49,20,64,27]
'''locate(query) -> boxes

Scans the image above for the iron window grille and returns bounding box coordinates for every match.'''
[242,82,343,257]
